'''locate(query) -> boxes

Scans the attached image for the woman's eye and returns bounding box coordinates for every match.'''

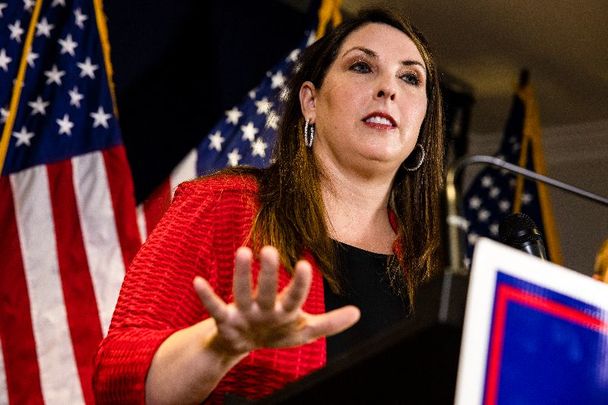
[401,72,420,86]
[350,61,371,73]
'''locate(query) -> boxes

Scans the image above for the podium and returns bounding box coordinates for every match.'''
[253,270,470,404]
[249,239,608,404]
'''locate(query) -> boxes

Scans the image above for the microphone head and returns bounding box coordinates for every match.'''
[499,212,543,245]
[498,212,547,260]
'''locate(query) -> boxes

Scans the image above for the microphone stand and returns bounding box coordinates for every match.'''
[439,154,608,323]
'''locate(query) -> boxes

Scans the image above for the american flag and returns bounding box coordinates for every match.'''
[0,0,140,403]
[462,80,562,267]
[138,31,315,236]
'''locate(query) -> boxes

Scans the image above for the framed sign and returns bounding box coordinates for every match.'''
[455,238,608,404]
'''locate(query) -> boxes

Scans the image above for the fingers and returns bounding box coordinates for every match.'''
[195,246,360,352]
[267,305,361,349]
[233,247,254,310]
[193,276,228,322]
[255,246,280,310]
[306,305,361,340]
[280,260,312,312]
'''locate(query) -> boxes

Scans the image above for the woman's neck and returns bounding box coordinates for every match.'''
[321,169,396,254]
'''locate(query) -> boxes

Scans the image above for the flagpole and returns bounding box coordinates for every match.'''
[445,154,608,274]
[0,0,43,174]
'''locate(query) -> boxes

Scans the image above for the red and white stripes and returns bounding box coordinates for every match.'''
[0,145,140,404]
[138,148,198,239]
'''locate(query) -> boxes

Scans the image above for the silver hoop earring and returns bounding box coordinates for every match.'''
[304,119,315,148]
[403,144,425,171]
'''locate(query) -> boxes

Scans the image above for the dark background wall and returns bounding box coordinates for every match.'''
[103,0,472,203]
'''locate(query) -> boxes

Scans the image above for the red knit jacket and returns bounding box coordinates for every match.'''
[93,174,327,404]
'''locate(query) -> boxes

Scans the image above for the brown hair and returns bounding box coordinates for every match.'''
[223,8,444,305]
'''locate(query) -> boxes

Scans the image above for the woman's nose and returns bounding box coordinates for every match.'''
[374,76,396,101]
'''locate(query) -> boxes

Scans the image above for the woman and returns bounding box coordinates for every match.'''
[94,8,445,404]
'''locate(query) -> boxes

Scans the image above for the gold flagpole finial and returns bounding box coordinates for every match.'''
[316,0,343,39]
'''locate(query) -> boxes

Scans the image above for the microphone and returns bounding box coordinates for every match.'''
[445,155,608,273]
[439,154,608,325]
[498,212,547,260]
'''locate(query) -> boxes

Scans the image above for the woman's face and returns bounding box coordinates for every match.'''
[301,23,428,178]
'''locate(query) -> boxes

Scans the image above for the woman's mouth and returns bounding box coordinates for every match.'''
[362,112,397,129]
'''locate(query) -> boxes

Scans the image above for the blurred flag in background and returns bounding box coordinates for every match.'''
[462,71,563,267]
[137,34,310,237]
[0,0,140,403]
[137,0,342,237]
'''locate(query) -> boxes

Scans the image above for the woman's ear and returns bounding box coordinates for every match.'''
[299,81,317,122]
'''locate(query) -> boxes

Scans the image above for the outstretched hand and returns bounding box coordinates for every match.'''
[193,246,360,356]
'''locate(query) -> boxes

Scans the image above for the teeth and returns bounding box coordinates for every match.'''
[365,116,392,126]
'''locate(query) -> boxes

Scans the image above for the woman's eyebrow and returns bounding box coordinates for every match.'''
[401,60,426,70]
[342,46,377,59]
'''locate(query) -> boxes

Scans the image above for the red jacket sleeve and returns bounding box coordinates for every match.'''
[93,175,326,404]
[92,176,254,404]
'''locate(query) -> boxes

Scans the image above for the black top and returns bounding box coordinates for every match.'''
[324,242,410,362]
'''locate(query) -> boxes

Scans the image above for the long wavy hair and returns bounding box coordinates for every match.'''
[223,8,445,306]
